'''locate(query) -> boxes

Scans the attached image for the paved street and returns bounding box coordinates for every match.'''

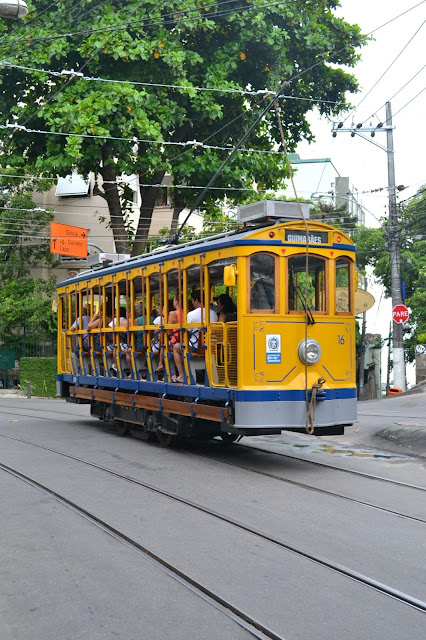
[0,394,425,639]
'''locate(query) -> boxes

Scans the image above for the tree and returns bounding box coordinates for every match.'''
[0,1,366,254]
[0,175,57,344]
[354,186,426,359]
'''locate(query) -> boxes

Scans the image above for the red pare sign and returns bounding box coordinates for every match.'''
[392,304,410,324]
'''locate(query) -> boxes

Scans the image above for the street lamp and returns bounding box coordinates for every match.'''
[0,0,28,19]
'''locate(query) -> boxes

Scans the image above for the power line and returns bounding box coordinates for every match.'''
[389,86,426,121]
[0,0,111,50]
[0,171,276,193]
[0,122,298,156]
[0,0,296,49]
[367,63,426,121]
[0,61,346,106]
[343,18,426,124]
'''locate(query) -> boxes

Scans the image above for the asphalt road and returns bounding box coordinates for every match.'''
[0,395,425,639]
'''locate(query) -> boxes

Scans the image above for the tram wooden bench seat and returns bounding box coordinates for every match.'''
[133,348,148,379]
[185,328,208,384]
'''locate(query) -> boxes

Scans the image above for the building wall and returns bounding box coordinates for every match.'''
[31,173,187,283]
[415,345,426,384]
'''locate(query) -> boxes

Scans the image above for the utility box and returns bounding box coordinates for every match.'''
[87,253,130,268]
[237,200,311,224]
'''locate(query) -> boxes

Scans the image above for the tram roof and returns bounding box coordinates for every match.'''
[57,219,352,288]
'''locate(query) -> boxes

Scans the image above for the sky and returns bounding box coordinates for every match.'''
[290,0,426,386]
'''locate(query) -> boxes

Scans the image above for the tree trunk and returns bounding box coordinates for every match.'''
[132,169,166,256]
[97,147,130,254]
[131,125,191,256]
[170,204,185,235]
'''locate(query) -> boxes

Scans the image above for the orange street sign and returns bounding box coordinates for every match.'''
[50,221,88,258]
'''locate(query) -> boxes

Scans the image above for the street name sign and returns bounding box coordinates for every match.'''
[50,222,88,258]
[392,304,410,325]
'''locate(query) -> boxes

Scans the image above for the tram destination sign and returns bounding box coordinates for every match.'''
[285,230,329,244]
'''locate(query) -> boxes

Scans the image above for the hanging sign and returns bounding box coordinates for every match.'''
[50,222,88,258]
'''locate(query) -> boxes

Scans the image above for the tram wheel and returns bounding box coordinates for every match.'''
[114,420,130,436]
[131,427,153,442]
[156,428,175,447]
[220,433,239,444]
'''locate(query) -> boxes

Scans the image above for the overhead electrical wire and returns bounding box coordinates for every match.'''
[5,0,424,51]
[0,0,111,49]
[342,18,426,124]
[0,0,298,50]
[2,0,423,240]
[0,122,302,156]
[3,2,419,154]
[366,63,426,122]
[387,86,426,121]
[0,61,346,105]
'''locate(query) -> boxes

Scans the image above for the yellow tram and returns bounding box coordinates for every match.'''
[56,201,357,444]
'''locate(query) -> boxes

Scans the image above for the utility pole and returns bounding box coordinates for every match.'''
[385,102,405,391]
[331,103,406,391]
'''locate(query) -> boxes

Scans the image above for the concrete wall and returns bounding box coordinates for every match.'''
[415,345,426,384]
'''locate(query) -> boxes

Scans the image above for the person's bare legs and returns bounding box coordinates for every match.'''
[156,347,165,372]
[172,344,184,382]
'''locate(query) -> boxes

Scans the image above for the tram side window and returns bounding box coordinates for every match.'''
[208,257,238,317]
[336,258,351,313]
[60,295,67,331]
[249,253,276,312]
[288,255,327,312]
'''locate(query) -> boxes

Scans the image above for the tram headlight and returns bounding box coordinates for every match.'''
[298,339,321,365]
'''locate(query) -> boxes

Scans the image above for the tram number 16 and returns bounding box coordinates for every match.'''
[337,334,345,345]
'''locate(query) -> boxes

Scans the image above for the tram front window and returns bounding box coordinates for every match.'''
[336,258,351,313]
[249,253,276,311]
[288,255,327,312]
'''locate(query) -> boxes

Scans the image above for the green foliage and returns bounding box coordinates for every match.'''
[0,175,57,343]
[149,223,198,250]
[0,1,366,254]
[0,277,57,343]
[353,186,426,357]
[19,357,57,397]
[310,201,358,234]
[0,177,55,282]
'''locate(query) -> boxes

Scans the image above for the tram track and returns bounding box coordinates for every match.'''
[1,403,425,491]
[233,442,426,490]
[0,461,282,640]
[1,456,426,619]
[1,431,424,524]
[186,445,426,522]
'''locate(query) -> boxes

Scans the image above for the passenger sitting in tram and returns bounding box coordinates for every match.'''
[155,296,184,376]
[107,306,127,374]
[134,302,147,352]
[172,290,218,383]
[217,293,237,322]
[70,304,90,373]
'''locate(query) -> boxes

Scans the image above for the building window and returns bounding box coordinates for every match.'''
[155,187,169,207]
[56,173,90,198]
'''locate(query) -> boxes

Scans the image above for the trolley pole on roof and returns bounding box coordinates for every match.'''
[174,80,291,243]
[331,101,406,391]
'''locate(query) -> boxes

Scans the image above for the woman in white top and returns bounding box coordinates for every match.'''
[172,290,217,383]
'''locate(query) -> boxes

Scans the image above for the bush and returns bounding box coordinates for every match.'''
[19,357,57,397]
